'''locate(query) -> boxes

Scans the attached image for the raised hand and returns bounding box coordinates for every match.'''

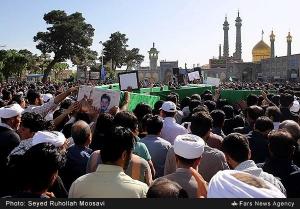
[88,106,100,121]
[189,167,208,198]
[108,106,120,116]
[66,101,81,115]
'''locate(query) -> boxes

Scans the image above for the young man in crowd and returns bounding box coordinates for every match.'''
[258,129,300,197]
[140,115,171,178]
[247,116,274,163]
[234,105,264,135]
[279,93,299,122]
[221,133,286,194]
[211,109,226,138]
[9,143,66,198]
[24,87,78,118]
[69,127,148,198]
[160,101,188,145]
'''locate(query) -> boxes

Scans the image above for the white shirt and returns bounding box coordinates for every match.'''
[160,117,188,145]
[23,98,57,118]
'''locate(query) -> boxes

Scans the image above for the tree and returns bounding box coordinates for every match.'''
[72,48,98,81]
[103,32,144,72]
[36,53,52,74]
[124,48,144,70]
[102,32,128,70]
[34,10,95,82]
[18,49,40,74]
[52,62,69,80]
[0,50,28,81]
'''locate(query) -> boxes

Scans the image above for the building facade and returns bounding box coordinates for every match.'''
[204,12,299,82]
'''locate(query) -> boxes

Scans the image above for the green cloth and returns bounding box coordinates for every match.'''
[95,84,160,111]
[150,85,214,102]
[220,90,276,104]
[119,92,160,112]
[97,83,120,91]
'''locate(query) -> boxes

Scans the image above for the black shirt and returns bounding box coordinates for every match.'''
[247,131,270,164]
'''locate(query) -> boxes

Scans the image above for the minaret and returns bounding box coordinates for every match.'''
[219,44,222,59]
[235,10,242,60]
[287,32,292,56]
[270,30,275,58]
[148,42,159,70]
[223,16,229,59]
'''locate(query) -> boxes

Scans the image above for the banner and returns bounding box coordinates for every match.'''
[100,66,106,81]
[89,72,100,80]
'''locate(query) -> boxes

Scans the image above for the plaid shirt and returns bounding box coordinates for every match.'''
[8,138,33,157]
[23,98,58,118]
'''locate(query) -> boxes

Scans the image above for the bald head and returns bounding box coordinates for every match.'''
[279,120,300,142]
[71,120,91,146]
[147,178,188,198]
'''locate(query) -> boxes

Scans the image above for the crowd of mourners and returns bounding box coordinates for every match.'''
[0,80,300,198]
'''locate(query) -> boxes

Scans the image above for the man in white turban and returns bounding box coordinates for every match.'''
[208,170,286,198]
[0,104,23,196]
[159,134,207,198]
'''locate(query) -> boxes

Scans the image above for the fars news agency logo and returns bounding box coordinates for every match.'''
[231,201,239,207]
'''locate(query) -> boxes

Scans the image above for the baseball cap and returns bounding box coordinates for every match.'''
[160,101,177,112]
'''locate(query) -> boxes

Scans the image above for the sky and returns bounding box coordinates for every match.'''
[1,0,300,69]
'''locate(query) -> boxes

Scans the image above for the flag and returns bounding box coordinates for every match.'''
[100,66,106,81]
[229,77,233,82]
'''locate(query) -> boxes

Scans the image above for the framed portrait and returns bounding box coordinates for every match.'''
[188,71,200,81]
[90,88,120,113]
[118,71,140,91]
[77,86,120,113]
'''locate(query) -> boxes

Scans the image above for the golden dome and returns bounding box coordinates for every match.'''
[252,40,271,62]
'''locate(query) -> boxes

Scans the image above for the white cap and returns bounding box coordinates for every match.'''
[42,93,53,103]
[32,131,66,148]
[160,101,177,112]
[174,134,205,159]
[290,100,300,113]
[0,104,24,119]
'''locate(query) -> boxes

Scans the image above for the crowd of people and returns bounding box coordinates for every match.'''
[0,80,300,198]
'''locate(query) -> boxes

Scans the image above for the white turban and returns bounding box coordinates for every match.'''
[208,170,286,198]
[0,104,24,119]
[174,134,205,159]
[32,131,66,148]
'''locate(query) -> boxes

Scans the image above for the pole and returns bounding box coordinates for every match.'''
[99,41,104,83]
